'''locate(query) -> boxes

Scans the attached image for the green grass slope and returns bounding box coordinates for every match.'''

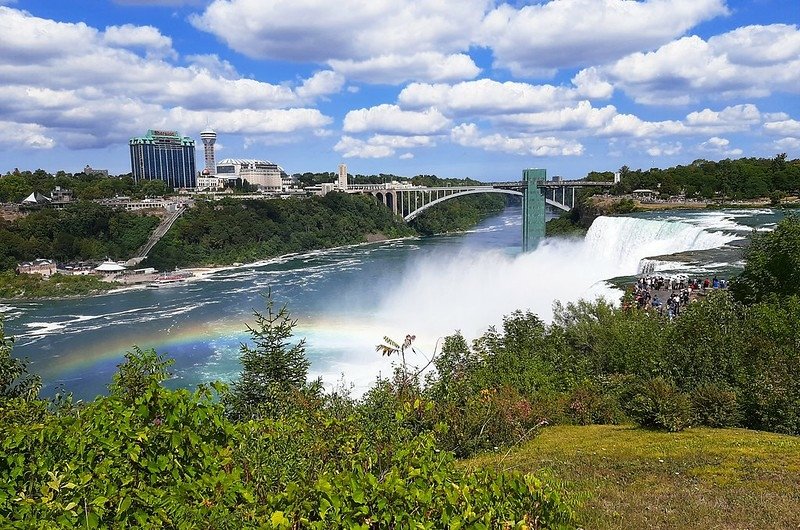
[467,425,800,529]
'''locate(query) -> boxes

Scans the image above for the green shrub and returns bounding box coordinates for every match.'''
[0,357,576,528]
[628,377,692,432]
[565,380,625,426]
[691,382,741,428]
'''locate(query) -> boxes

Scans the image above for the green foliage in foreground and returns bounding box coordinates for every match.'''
[225,293,321,422]
[414,290,800,440]
[410,193,507,236]
[0,346,574,528]
[144,193,416,270]
[0,271,117,299]
[0,322,40,400]
[392,217,800,440]
[731,214,800,303]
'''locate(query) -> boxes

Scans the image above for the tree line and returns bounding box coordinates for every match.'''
[143,192,508,270]
[0,202,158,272]
[608,154,799,200]
[0,169,170,203]
[143,193,417,270]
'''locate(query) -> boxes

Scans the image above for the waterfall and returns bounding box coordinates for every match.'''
[373,215,738,335]
[583,216,738,272]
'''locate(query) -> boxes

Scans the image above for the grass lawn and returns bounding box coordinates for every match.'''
[466,425,800,529]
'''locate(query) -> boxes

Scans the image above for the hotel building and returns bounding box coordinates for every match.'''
[129,129,196,189]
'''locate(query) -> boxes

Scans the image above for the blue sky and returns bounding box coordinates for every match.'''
[0,0,797,180]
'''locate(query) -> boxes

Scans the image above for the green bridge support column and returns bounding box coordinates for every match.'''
[522,168,546,252]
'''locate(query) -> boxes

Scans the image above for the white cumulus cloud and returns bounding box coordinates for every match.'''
[601,24,800,104]
[103,24,176,59]
[193,0,489,61]
[479,0,728,75]
[343,105,451,135]
[0,121,56,149]
[0,6,335,149]
[329,52,480,84]
[450,123,584,157]
[698,136,742,156]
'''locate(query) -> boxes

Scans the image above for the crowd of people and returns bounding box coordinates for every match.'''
[629,274,728,319]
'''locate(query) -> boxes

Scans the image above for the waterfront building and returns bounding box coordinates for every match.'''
[215,158,286,191]
[282,173,298,189]
[200,127,217,175]
[17,259,56,277]
[129,130,196,189]
[338,163,348,190]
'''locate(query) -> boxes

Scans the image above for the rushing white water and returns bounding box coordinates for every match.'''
[369,215,738,340]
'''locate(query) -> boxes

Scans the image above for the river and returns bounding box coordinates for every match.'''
[0,206,784,401]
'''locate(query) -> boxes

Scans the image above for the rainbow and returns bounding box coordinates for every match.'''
[30,315,414,388]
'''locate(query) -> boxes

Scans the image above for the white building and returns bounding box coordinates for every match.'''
[17,259,57,277]
[216,158,285,191]
[196,171,223,191]
[337,163,348,190]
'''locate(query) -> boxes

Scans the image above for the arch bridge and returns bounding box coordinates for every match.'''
[361,170,613,250]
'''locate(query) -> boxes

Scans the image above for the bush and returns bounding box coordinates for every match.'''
[691,382,741,428]
[612,198,637,214]
[628,377,692,432]
[565,379,626,426]
[0,354,576,528]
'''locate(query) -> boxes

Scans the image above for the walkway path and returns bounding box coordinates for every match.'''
[125,207,186,266]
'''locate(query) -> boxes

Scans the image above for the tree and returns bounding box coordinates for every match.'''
[227,290,312,419]
[0,321,40,400]
[731,215,800,303]
[109,346,173,403]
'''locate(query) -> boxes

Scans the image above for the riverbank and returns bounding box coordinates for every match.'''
[0,271,120,300]
[0,234,422,302]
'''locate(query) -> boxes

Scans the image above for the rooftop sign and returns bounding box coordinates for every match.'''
[149,129,178,137]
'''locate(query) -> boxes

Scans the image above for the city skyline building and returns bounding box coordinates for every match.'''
[337,163,348,190]
[129,130,196,189]
[200,126,217,175]
[215,158,286,191]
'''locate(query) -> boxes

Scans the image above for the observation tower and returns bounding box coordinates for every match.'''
[200,126,217,175]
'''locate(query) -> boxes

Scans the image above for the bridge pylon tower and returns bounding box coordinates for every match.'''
[522,168,547,252]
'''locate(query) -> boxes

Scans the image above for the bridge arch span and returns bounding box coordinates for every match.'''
[403,188,568,222]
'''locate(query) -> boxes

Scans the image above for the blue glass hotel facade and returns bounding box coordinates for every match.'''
[129,130,196,189]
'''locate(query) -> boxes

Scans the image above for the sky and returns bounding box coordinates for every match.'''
[0,0,798,181]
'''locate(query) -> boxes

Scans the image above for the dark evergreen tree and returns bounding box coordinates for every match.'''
[226,290,312,420]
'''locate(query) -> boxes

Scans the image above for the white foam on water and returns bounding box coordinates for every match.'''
[23,322,67,335]
[363,215,735,336]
